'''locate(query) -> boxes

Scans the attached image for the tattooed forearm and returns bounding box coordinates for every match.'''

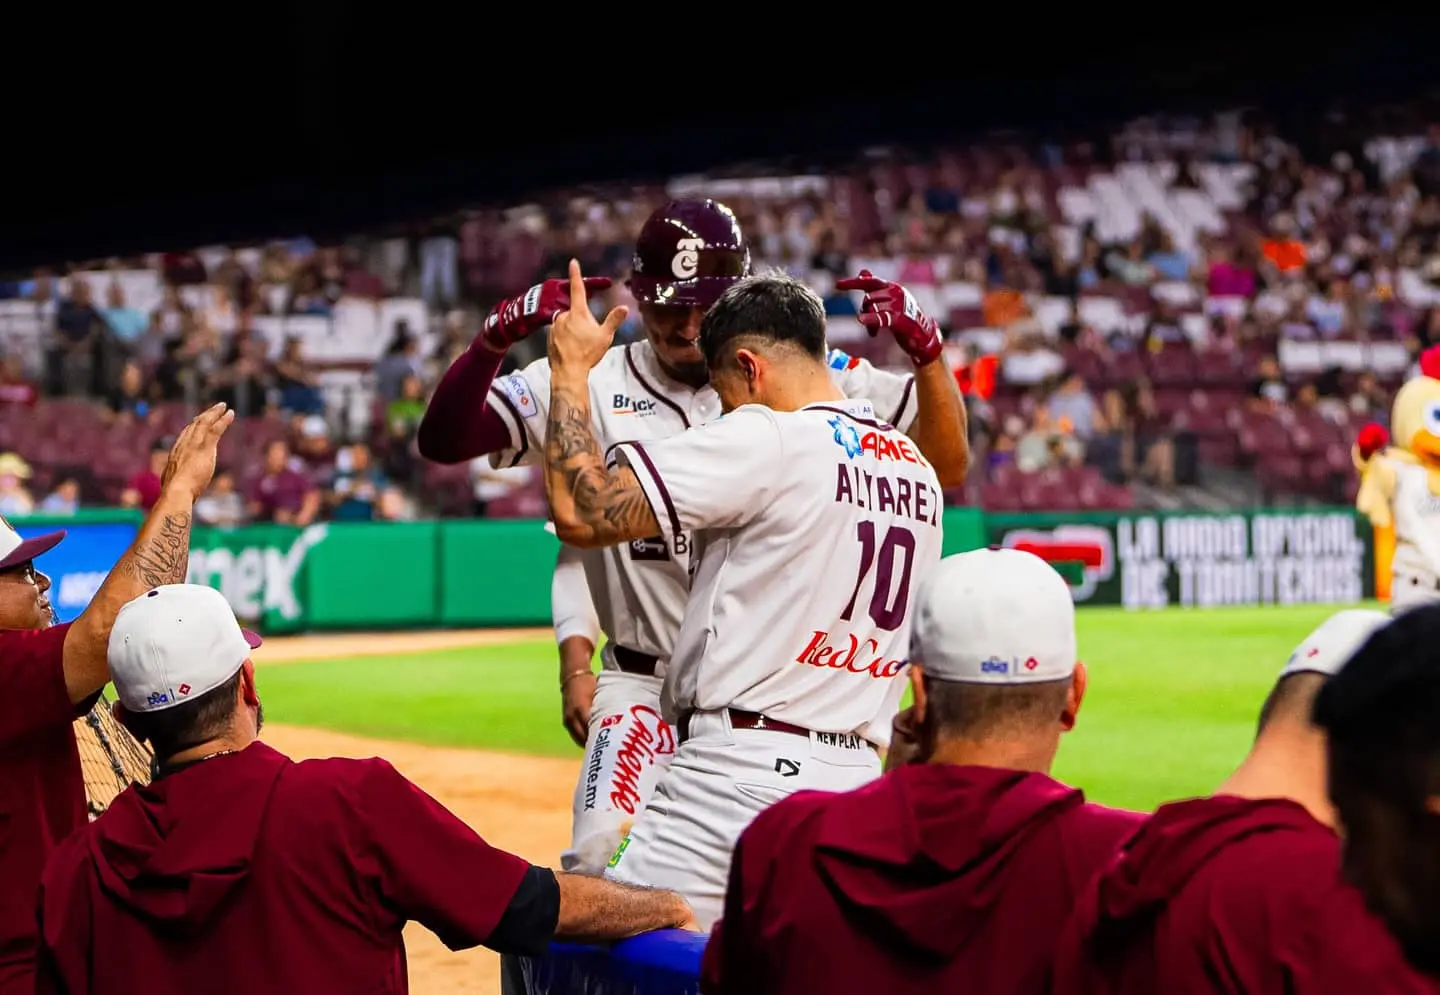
[61,494,199,703]
[545,381,659,546]
[126,512,192,588]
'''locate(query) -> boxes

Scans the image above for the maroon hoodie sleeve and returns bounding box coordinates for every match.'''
[355,758,534,951]
[416,342,523,465]
[0,624,77,744]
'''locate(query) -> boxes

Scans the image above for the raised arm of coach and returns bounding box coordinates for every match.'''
[0,402,232,995]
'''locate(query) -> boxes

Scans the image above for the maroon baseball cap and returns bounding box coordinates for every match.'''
[0,515,65,572]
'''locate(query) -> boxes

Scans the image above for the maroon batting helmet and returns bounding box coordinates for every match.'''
[626,199,751,308]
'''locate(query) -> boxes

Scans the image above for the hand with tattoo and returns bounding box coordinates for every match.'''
[161,403,236,501]
[548,259,630,380]
[543,261,660,548]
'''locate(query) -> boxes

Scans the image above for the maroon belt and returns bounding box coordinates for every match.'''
[612,645,661,676]
[678,708,811,744]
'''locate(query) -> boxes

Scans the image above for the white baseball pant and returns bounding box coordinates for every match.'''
[1390,570,1440,614]
[561,671,676,874]
[602,708,882,930]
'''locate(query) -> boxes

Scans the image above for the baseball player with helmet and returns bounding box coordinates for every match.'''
[541,263,946,928]
[419,199,968,874]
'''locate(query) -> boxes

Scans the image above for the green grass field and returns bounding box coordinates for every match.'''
[259,603,1376,812]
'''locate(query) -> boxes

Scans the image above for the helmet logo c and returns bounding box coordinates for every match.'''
[672,238,704,279]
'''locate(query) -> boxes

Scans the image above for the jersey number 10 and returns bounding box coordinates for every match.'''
[840,521,917,632]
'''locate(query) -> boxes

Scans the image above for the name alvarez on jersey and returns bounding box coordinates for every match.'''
[829,413,941,525]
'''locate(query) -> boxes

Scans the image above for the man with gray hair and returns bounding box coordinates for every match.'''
[541,262,946,928]
[700,547,1143,994]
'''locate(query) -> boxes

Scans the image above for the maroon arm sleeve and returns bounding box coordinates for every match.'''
[357,758,533,951]
[416,343,513,464]
[0,624,80,745]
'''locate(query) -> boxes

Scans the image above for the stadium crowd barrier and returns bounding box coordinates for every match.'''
[12,505,1372,631]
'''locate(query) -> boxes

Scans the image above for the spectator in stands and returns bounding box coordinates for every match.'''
[160,250,207,285]
[1141,302,1189,351]
[1308,278,1354,337]
[48,277,112,396]
[1001,322,1064,387]
[1248,355,1288,411]
[1052,610,1437,994]
[210,250,257,311]
[383,374,427,483]
[328,444,391,522]
[39,478,80,516]
[1121,380,1177,487]
[210,333,272,416]
[387,374,426,438]
[258,243,295,290]
[1107,241,1156,286]
[309,246,351,309]
[420,216,462,311]
[0,453,35,515]
[1262,215,1308,276]
[248,439,319,526]
[1047,371,1101,442]
[150,283,192,342]
[273,336,324,415]
[287,269,331,316]
[809,229,848,278]
[374,328,422,403]
[290,415,335,476]
[1016,408,1083,473]
[0,357,39,408]
[1205,242,1256,299]
[1147,230,1195,282]
[195,469,244,527]
[105,361,155,425]
[702,549,1143,995]
[203,282,241,335]
[99,281,147,348]
[1350,371,1390,424]
[120,438,172,511]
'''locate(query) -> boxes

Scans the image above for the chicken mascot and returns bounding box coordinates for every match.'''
[1354,345,1440,613]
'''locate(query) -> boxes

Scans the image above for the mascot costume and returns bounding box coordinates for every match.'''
[1353,345,1440,612]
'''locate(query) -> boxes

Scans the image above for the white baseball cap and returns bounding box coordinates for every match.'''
[1278,609,1390,680]
[910,548,1077,684]
[108,584,263,714]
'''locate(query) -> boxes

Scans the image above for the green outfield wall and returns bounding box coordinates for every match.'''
[10,506,1373,633]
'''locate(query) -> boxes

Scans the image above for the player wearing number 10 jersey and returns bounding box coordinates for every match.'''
[543,268,944,929]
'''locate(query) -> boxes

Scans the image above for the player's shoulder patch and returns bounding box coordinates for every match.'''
[826,348,862,372]
[493,373,539,420]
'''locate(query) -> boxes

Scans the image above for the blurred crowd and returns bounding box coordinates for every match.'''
[2,100,1439,519]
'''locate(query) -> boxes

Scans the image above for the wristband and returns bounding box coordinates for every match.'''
[560,669,594,690]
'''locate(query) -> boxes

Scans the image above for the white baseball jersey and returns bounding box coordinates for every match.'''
[611,397,944,743]
[488,340,919,662]
[1390,460,1440,579]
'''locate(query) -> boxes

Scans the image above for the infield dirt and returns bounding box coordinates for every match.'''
[259,629,581,995]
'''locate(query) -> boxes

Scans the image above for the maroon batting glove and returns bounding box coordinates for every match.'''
[834,270,944,366]
[480,277,613,353]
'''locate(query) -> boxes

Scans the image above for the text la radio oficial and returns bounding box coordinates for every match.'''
[795,630,907,680]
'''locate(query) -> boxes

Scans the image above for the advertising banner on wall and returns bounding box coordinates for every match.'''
[988,509,1374,608]
[14,513,140,623]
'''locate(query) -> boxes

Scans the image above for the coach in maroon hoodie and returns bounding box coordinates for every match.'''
[35,584,694,995]
[700,548,1144,995]
[1051,609,1440,995]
